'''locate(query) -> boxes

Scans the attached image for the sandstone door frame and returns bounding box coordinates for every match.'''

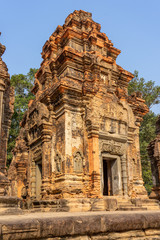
[101,153,123,196]
[103,159,114,196]
[31,150,42,200]
[35,159,42,200]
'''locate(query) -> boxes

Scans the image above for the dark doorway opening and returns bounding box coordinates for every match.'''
[36,161,42,200]
[103,160,112,196]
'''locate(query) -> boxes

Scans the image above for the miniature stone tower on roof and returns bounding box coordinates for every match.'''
[9,10,150,211]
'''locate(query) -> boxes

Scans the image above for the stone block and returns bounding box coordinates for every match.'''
[104,198,117,211]
[1,211,160,239]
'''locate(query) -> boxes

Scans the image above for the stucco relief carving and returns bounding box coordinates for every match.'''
[37,102,50,122]
[12,128,28,154]
[99,103,127,123]
[60,67,84,79]
[100,73,108,84]
[55,153,62,173]
[73,152,83,173]
[28,102,50,129]
[28,109,38,128]
[33,147,42,161]
[29,125,41,142]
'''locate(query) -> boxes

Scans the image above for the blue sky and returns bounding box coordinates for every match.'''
[0,0,160,113]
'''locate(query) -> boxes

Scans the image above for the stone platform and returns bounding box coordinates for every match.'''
[0,196,23,215]
[31,197,160,212]
[1,210,160,239]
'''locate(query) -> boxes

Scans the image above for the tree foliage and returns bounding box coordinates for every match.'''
[128,70,160,108]
[128,70,160,193]
[140,112,158,193]
[7,68,37,166]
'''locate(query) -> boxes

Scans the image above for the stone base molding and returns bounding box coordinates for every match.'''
[1,211,160,239]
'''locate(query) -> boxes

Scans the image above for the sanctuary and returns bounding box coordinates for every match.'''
[9,10,158,211]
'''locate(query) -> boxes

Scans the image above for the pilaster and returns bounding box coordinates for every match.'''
[121,156,128,196]
[88,125,101,198]
[40,123,52,199]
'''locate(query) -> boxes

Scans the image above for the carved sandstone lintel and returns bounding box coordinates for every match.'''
[101,140,124,156]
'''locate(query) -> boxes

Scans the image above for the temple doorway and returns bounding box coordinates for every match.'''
[102,156,121,196]
[103,159,114,195]
[103,160,112,196]
[35,160,42,200]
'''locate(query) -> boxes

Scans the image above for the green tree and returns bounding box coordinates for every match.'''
[128,70,160,193]
[7,68,38,166]
[140,112,158,193]
[128,70,160,108]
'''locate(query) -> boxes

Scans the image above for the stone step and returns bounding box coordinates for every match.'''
[140,205,160,210]
[142,199,159,202]
[118,207,147,211]
[117,201,133,205]
[117,199,133,208]
[118,202,132,204]
[141,202,160,206]
[131,199,160,210]
[118,204,135,208]
[104,197,160,211]
[117,198,131,202]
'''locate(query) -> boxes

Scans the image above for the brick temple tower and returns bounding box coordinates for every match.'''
[0,33,14,195]
[9,10,156,211]
[0,33,22,214]
[148,116,160,200]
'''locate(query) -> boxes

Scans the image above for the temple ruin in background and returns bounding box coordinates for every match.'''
[0,33,14,195]
[0,33,22,214]
[8,10,159,211]
[148,116,160,200]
